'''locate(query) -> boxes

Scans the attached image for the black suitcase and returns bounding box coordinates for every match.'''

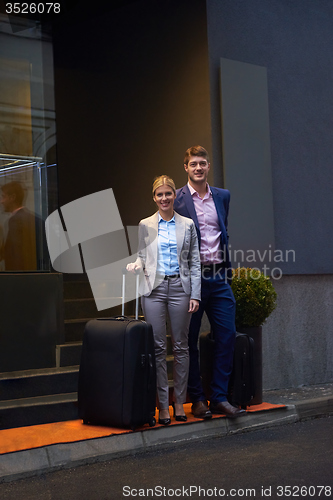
[199,331,255,409]
[78,272,156,429]
[228,333,255,408]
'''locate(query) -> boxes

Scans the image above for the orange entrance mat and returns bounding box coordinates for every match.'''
[0,402,285,455]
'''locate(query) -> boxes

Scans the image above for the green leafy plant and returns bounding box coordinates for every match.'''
[231,267,277,328]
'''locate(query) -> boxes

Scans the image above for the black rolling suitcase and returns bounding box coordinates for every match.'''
[78,271,156,429]
[199,331,255,408]
[199,330,215,401]
[228,333,255,408]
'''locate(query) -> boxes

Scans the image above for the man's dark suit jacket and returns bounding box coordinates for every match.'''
[174,184,232,280]
[4,207,37,271]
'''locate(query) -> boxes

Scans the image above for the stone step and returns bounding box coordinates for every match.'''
[0,357,175,429]
[166,355,173,380]
[0,393,78,430]
[0,347,174,399]
[65,318,90,342]
[0,367,79,401]
[63,279,121,300]
[56,342,174,375]
[64,312,146,343]
[64,298,116,320]
[63,280,93,300]
[0,383,180,430]
[56,342,82,367]
[63,298,138,321]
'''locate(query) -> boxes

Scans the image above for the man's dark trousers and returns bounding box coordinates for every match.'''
[188,267,236,404]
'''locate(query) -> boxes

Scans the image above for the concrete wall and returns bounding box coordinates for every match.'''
[262,275,333,389]
[204,1,333,389]
[206,0,333,275]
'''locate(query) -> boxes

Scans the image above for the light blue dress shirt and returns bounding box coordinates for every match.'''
[156,213,179,276]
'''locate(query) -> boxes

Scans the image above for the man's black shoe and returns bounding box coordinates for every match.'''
[191,401,212,419]
[210,401,247,419]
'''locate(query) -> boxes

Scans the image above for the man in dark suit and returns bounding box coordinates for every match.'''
[0,181,37,271]
[174,145,246,419]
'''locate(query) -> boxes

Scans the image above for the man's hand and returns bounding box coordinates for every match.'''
[188,299,199,313]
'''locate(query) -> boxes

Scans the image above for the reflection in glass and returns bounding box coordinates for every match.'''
[0,12,58,272]
[0,155,51,271]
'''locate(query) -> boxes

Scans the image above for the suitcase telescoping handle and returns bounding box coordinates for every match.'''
[122,268,140,320]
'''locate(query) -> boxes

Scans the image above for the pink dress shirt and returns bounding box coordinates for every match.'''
[187,182,222,264]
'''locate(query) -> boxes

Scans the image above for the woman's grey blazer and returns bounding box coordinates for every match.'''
[134,211,201,300]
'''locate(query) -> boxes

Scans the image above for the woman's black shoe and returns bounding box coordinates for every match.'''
[158,417,171,425]
[172,403,187,422]
[158,410,171,425]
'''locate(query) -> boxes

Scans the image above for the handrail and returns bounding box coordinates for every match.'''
[0,153,43,162]
[0,154,43,173]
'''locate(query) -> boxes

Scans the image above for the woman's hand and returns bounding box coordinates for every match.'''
[126,262,141,273]
[188,299,200,313]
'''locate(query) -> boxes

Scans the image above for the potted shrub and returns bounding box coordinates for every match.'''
[231,267,277,329]
[231,267,277,404]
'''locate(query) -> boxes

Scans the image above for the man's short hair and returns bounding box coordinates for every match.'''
[1,181,25,206]
[184,145,210,165]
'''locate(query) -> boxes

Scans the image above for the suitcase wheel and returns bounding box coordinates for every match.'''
[149,417,156,427]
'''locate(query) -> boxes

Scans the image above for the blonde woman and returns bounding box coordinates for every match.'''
[127,175,201,425]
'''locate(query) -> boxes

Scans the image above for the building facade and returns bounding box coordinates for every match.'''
[0,0,332,389]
